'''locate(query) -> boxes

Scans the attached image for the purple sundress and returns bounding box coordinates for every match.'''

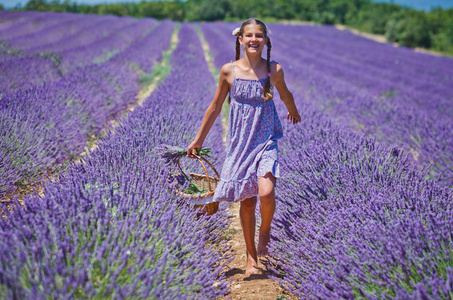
[211,61,283,203]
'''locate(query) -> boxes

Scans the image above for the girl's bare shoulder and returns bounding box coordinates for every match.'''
[219,62,234,86]
[269,61,284,83]
[220,62,234,78]
[270,60,283,73]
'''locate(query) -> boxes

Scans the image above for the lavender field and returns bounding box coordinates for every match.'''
[1,11,453,298]
[201,22,453,298]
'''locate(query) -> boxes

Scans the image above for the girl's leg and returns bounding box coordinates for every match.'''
[257,172,276,256]
[239,196,259,275]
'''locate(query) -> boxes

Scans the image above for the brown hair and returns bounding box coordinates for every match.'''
[229,18,272,104]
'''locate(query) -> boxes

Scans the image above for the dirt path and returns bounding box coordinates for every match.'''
[220,202,295,300]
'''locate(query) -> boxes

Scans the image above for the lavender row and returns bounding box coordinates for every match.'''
[3,15,149,78]
[27,16,135,55]
[0,22,231,299]
[269,100,453,298]
[0,14,139,96]
[1,12,156,97]
[198,23,233,71]
[0,11,80,40]
[201,22,453,187]
[269,24,453,117]
[111,19,174,74]
[269,25,453,187]
[0,11,41,30]
[201,22,453,296]
[58,18,156,74]
[0,54,61,95]
[0,62,138,197]
[5,14,103,51]
[0,15,172,198]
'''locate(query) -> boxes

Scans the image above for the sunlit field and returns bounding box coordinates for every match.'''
[1,11,452,298]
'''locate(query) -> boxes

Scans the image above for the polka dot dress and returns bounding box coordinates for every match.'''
[212,61,283,203]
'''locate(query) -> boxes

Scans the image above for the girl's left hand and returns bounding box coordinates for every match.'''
[287,112,301,125]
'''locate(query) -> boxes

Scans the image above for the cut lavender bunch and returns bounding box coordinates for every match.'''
[156,145,212,165]
[157,145,212,194]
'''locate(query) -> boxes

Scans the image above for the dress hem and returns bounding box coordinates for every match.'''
[219,161,281,183]
[211,159,280,204]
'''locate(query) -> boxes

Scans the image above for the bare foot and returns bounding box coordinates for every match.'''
[257,233,270,257]
[245,253,260,276]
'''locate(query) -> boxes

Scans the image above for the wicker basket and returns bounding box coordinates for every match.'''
[173,153,220,216]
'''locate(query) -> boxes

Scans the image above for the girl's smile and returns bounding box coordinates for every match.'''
[239,24,268,54]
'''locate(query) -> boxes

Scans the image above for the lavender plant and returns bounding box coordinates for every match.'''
[27,16,127,55]
[4,15,99,51]
[0,22,231,298]
[111,19,173,74]
[268,24,453,187]
[58,18,154,74]
[0,13,172,198]
[202,21,453,298]
[0,11,43,31]
[0,11,77,40]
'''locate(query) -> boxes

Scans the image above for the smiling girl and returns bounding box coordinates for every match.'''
[187,18,301,276]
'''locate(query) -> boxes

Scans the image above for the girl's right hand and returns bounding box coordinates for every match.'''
[187,140,203,158]
[287,112,301,125]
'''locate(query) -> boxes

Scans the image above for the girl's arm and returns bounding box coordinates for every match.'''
[187,64,231,157]
[273,63,301,125]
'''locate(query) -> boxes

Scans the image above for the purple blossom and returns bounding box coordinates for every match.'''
[0,19,231,298]
[203,22,453,298]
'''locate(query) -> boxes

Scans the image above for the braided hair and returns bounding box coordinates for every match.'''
[230,18,272,103]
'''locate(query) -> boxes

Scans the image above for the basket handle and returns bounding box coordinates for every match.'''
[177,154,220,193]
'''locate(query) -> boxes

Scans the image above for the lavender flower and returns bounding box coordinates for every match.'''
[0,19,230,299]
[203,21,453,298]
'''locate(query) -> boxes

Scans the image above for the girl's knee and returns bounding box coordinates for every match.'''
[259,188,275,203]
[258,173,276,202]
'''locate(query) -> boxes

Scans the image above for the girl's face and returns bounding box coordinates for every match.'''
[239,24,268,55]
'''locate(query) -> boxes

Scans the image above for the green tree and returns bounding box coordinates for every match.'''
[185,0,231,21]
[97,3,128,16]
[345,2,402,34]
[137,1,183,20]
[428,8,453,53]
[24,0,50,11]
[386,10,431,48]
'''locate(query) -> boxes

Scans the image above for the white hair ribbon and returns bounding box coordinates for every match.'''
[232,27,240,36]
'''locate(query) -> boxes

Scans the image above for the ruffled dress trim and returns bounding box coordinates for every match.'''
[201,160,279,205]
[209,138,281,204]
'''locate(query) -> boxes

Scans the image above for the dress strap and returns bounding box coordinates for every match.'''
[231,61,236,79]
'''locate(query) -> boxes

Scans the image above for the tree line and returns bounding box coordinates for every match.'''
[4,0,453,55]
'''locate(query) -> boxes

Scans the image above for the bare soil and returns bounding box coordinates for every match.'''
[218,202,296,300]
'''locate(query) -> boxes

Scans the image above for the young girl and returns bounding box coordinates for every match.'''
[187,18,301,276]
